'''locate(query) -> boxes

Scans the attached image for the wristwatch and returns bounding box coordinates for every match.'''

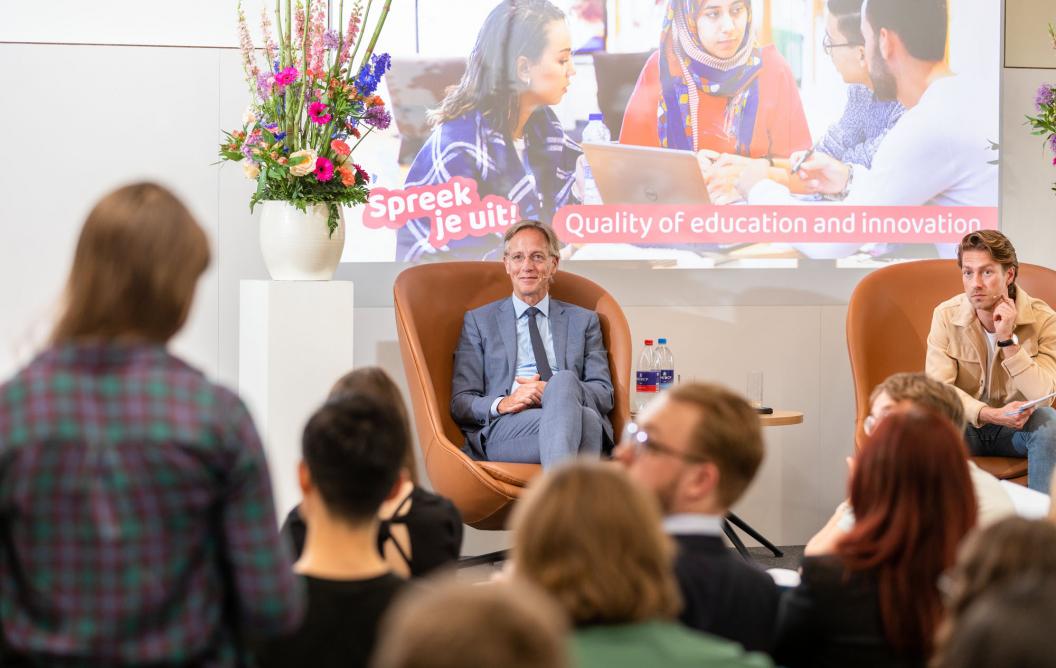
[997,334,1019,348]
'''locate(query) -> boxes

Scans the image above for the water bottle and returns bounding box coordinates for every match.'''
[580,112,611,205]
[656,338,674,391]
[635,339,659,413]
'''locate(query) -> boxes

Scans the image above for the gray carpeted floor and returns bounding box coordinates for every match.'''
[743,544,805,571]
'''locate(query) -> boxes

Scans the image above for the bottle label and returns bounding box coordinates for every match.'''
[636,370,659,393]
[658,369,674,389]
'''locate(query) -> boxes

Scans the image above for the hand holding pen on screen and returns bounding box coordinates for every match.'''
[790,149,852,196]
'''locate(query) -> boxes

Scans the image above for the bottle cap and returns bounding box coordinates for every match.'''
[588,112,604,121]
[644,339,653,345]
[657,338,667,344]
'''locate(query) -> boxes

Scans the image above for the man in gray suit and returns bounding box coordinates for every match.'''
[451,221,614,468]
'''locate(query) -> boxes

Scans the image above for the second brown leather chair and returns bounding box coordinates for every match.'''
[394,262,631,530]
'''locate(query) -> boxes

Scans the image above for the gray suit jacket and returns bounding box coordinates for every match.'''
[451,296,614,459]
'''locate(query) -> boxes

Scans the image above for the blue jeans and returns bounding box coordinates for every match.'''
[965,407,1056,492]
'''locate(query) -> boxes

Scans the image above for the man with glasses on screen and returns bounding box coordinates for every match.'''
[450,220,613,468]
[737,0,997,209]
[615,383,779,654]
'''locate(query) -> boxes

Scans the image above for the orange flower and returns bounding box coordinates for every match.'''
[368,95,384,107]
[330,139,351,161]
[337,165,356,187]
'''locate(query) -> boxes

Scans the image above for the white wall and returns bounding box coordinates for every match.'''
[2,1,1055,555]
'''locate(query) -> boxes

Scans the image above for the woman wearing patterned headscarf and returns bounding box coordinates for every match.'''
[620,0,810,162]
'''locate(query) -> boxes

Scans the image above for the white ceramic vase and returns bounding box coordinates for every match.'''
[258,200,345,280]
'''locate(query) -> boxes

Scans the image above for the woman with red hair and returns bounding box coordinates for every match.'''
[774,407,977,667]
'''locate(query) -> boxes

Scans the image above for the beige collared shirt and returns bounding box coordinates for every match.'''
[926,286,1056,427]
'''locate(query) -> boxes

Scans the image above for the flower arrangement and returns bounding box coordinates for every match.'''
[219,0,393,234]
[1025,24,1056,193]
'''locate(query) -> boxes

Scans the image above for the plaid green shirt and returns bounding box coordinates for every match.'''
[0,343,304,666]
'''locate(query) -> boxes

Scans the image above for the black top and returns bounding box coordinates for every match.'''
[672,533,780,654]
[774,555,925,668]
[254,573,404,668]
[281,486,463,577]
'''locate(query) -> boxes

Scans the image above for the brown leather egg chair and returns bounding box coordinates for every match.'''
[393,262,632,530]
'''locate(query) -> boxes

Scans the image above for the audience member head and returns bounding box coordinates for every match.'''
[510,462,681,627]
[957,230,1019,302]
[866,372,966,436]
[839,406,976,658]
[825,0,868,86]
[299,393,408,527]
[861,0,948,101]
[502,220,560,304]
[617,382,763,516]
[372,578,569,668]
[931,576,1056,668]
[329,366,417,484]
[933,517,1056,664]
[52,182,210,344]
[429,0,571,133]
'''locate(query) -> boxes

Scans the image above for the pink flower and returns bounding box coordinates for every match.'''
[314,157,335,182]
[308,101,332,125]
[275,66,298,87]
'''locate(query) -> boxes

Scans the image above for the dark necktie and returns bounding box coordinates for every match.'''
[524,306,553,381]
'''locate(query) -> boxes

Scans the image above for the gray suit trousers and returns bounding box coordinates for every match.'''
[482,370,604,468]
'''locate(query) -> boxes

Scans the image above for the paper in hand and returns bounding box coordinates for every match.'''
[1004,390,1056,416]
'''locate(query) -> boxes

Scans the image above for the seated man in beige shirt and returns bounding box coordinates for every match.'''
[925,231,1056,492]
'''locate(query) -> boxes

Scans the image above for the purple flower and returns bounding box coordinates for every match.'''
[1049,134,1056,153]
[364,105,391,130]
[323,29,339,50]
[256,72,274,99]
[1036,84,1055,111]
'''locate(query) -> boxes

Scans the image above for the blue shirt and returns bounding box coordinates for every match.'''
[489,294,559,416]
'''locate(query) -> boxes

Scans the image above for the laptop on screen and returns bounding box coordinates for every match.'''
[581,142,711,205]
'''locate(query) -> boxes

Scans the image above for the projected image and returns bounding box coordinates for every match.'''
[356,0,1000,267]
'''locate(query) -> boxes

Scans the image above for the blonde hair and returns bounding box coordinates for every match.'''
[503,220,561,259]
[667,383,764,507]
[510,462,681,626]
[870,372,966,431]
[51,182,210,344]
[372,578,569,668]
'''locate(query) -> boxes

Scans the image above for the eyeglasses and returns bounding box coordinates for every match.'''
[621,422,708,463]
[864,414,878,436]
[505,252,551,266]
[822,33,863,55]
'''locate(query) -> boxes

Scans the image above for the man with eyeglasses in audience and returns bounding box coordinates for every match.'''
[451,220,613,468]
[805,372,1049,556]
[616,383,779,655]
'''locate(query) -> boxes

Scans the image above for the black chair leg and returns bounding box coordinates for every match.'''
[727,512,784,558]
[723,519,752,560]
[457,549,507,568]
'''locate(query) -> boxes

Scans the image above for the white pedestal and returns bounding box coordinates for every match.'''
[239,280,356,518]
